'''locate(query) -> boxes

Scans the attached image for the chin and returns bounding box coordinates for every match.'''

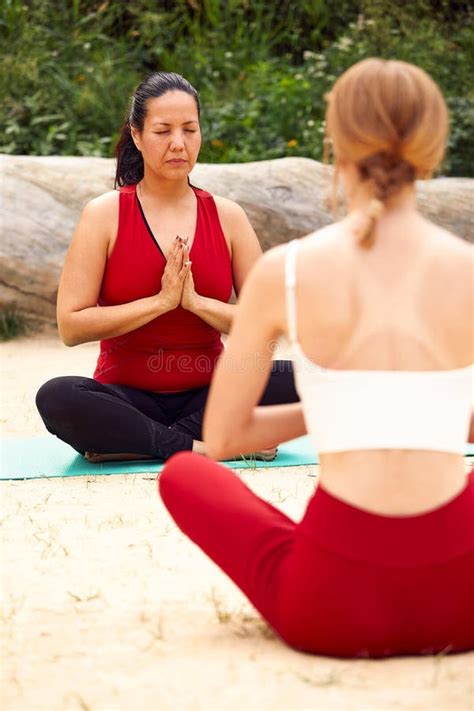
[168,172,191,182]
[165,162,190,171]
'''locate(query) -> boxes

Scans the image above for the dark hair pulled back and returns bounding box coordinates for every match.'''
[114,72,201,188]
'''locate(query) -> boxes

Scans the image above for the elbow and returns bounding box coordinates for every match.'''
[57,318,81,347]
[204,411,250,461]
[59,333,79,348]
[57,308,94,347]
[203,415,229,460]
[205,441,233,461]
[204,429,242,461]
[220,315,232,336]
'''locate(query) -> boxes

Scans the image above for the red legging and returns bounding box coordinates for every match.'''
[159,454,474,658]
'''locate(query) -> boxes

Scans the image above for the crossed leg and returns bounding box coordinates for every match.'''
[159,452,297,630]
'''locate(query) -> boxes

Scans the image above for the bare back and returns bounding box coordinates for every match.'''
[292,211,473,514]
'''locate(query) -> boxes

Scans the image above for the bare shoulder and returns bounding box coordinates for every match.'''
[212,194,260,264]
[236,246,285,332]
[83,189,119,220]
[75,190,119,250]
[300,222,342,251]
[242,226,343,332]
[258,223,341,270]
[278,224,345,273]
[212,194,251,233]
[427,224,473,320]
[241,245,285,298]
[429,224,473,274]
[427,225,474,360]
[444,233,474,305]
[433,222,473,250]
[258,241,286,269]
[212,194,247,217]
[251,241,296,294]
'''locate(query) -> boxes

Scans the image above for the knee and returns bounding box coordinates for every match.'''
[158,451,201,504]
[35,376,78,421]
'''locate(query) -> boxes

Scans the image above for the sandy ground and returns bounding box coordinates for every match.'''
[1,331,473,711]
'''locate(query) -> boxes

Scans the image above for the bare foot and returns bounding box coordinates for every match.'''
[191,441,278,462]
[84,452,155,463]
[240,447,278,462]
[192,440,207,455]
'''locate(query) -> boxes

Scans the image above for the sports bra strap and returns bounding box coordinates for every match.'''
[285,239,299,345]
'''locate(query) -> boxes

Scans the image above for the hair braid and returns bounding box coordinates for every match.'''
[355,152,416,248]
[325,59,449,249]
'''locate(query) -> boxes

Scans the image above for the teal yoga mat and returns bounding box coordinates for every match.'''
[2,437,473,482]
[0,435,319,481]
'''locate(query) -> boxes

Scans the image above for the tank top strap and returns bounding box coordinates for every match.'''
[285,239,299,346]
[118,184,136,233]
[190,186,229,257]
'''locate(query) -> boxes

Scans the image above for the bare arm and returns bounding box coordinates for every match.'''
[180,196,263,334]
[57,193,189,346]
[203,247,306,460]
[182,288,236,334]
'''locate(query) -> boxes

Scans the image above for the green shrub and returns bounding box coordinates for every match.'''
[0,308,28,341]
[1,0,472,175]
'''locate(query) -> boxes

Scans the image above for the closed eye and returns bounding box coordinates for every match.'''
[153,130,198,135]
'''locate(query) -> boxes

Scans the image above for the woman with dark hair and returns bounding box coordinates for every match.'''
[159,59,474,657]
[35,72,298,462]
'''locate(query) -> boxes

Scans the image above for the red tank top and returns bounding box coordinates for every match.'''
[93,184,233,392]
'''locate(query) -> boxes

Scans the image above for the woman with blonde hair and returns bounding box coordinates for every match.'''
[159,59,474,657]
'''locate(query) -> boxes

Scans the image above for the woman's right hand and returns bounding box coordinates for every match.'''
[159,236,191,312]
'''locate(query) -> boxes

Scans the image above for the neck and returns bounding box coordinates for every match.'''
[139,171,191,202]
[345,183,423,250]
[347,183,417,215]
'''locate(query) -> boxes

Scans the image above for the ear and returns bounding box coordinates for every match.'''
[130,125,142,152]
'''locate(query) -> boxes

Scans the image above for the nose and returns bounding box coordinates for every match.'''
[170,131,185,151]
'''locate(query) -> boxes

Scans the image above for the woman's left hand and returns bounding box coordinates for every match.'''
[181,261,200,312]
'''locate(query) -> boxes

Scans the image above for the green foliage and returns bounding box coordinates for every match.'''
[0,308,28,341]
[446,98,474,177]
[1,0,143,156]
[1,0,472,175]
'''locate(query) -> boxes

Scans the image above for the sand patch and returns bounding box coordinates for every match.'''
[1,332,473,710]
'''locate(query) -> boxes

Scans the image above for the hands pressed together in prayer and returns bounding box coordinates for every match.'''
[159,235,200,313]
[158,229,234,335]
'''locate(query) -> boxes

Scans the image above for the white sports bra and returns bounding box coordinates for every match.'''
[285,239,473,454]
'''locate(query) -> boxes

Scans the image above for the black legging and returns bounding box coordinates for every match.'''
[35,361,299,460]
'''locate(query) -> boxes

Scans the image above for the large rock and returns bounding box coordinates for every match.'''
[1,154,472,324]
